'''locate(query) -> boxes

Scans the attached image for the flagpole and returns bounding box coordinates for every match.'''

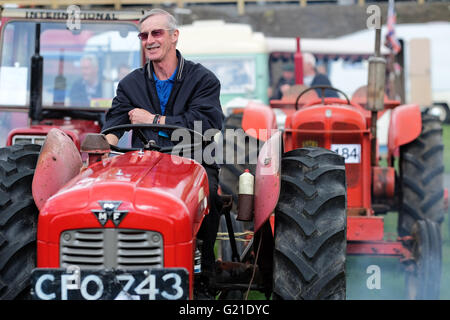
[385,0,401,99]
[388,52,395,100]
[375,28,381,58]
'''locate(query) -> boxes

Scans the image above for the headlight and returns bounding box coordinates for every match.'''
[12,135,46,146]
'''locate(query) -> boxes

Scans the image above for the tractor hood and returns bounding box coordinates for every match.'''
[290,103,368,131]
[37,151,209,245]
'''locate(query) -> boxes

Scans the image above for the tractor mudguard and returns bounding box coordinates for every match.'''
[32,128,82,210]
[388,104,421,158]
[242,101,277,141]
[253,130,282,233]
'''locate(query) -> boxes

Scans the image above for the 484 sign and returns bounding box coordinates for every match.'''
[331,144,361,164]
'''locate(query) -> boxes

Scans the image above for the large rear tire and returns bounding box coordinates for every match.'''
[273,148,347,300]
[0,144,40,300]
[427,103,450,124]
[398,113,444,236]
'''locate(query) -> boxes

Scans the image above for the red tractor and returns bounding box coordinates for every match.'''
[0,7,443,301]
[0,7,348,300]
[220,32,445,299]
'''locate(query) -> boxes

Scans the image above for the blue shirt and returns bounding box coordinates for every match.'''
[153,67,177,138]
[153,67,177,115]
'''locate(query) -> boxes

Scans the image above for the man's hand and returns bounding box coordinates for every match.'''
[128,108,166,125]
[128,108,154,124]
[105,133,119,146]
[280,84,291,97]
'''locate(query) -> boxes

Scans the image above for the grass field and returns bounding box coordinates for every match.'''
[444,124,450,173]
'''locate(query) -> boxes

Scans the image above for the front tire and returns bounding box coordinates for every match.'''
[0,144,40,300]
[273,148,347,300]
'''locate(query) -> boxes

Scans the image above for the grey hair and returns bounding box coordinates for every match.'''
[80,54,99,69]
[303,52,316,67]
[139,9,178,32]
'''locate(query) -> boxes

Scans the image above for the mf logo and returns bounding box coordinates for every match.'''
[91,201,128,227]
[366,265,381,290]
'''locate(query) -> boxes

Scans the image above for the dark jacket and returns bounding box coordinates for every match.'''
[69,79,102,107]
[272,76,295,100]
[311,73,339,98]
[103,50,224,150]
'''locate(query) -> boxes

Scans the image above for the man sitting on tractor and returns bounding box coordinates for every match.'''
[102,8,224,298]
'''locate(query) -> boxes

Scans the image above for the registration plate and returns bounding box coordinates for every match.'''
[331,144,361,164]
[31,268,189,300]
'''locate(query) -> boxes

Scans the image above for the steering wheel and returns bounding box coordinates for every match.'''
[294,85,351,110]
[101,123,204,154]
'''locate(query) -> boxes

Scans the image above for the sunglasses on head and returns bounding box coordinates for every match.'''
[138,29,171,41]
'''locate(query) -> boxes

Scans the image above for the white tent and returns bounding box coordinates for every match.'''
[85,30,140,52]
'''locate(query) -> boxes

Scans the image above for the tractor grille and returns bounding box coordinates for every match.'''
[332,122,360,131]
[60,229,163,270]
[297,122,324,147]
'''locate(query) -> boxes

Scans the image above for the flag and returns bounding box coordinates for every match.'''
[385,0,401,54]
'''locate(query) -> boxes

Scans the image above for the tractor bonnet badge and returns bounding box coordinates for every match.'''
[91,201,128,227]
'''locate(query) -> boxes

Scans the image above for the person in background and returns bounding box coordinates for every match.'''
[271,63,295,100]
[303,52,339,98]
[316,63,327,76]
[117,64,131,81]
[69,54,102,107]
[113,64,132,95]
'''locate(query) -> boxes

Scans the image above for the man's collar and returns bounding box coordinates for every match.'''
[147,50,184,82]
[153,66,178,82]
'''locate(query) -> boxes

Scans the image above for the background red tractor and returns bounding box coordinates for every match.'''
[219,30,445,299]
[0,7,144,149]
